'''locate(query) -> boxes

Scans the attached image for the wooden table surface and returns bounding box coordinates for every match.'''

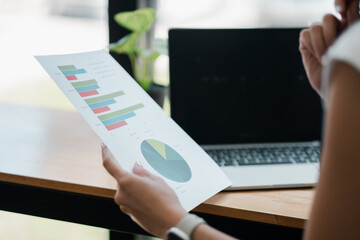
[0,103,314,229]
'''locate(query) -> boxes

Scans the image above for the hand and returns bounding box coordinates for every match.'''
[299,14,341,96]
[102,145,187,239]
[299,1,359,96]
[335,0,360,25]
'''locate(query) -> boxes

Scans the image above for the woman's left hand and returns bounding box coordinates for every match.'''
[102,145,187,239]
[335,0,360,25]
[299,14,341,96]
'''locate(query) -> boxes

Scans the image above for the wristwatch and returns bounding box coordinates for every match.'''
[166,214,206,240]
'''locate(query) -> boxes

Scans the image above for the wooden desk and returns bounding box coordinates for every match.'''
[0,103,313,239]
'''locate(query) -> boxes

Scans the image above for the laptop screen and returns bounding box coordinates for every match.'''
[169,28,323,145]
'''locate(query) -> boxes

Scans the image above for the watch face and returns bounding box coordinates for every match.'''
[167,232,185,240]
[167,227,189,240]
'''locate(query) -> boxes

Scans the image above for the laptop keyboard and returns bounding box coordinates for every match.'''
[205,145,320,166]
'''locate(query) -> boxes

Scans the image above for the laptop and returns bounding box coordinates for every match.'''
[169,28,323,190]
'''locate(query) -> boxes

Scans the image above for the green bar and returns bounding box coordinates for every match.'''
[98,103,144,121]
[58,65,76,71]
[85,91,125,104]
[71,80,97,88]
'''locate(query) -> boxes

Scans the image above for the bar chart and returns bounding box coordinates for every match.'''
[58,65,87,80]
[57,62,145,131]
[98,103,144,131]
[71,79,100,97]
[84,91,125,114]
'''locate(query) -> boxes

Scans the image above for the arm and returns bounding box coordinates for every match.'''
[305,62,360,239]
[192,224,236,240]
[102,145,236,240]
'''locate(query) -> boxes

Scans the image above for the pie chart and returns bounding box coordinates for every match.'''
[140,139,192,182]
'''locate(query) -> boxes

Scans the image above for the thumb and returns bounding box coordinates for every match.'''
[346,0,360,25]
[102,144,128,181]
[132,162,152,177]
[334,0,346,15]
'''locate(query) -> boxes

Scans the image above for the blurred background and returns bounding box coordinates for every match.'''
[0,0,335,239]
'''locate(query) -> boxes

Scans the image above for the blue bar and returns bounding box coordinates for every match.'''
[62,69,87,76]
[75,84,99,92]
[89,99,116,109]
[102,112,136,126]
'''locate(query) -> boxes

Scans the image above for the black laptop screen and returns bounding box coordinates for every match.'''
[169,28,323,145]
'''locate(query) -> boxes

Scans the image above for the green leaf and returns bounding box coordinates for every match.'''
[110,33,140,54]
[114,8,156,33]
[138,49,160,61]
[139,80,153,91]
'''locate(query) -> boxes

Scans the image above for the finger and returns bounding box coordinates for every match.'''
[102,145,128,181]
[309,25,327,62]
[299,29,315,56]
[132,162,152,177]
[322,14,341,47]
[346,0,360,25]
[335,0,347,15]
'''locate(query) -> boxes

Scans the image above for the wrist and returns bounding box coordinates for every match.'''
[160,210,187,239]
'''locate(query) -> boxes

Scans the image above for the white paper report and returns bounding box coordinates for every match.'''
[36,50,231,211]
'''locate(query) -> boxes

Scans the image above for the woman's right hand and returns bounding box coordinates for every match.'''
[102,145,187,239]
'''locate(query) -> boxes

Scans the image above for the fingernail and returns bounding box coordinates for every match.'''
[101,142,106,148]
[335,5,342,13]
[134,161,143,168]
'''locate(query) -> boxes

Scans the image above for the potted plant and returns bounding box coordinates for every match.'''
[110,8,167,106]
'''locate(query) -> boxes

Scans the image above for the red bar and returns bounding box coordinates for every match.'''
[106,121,127,130]
[66,75,77,80]
[92,106,110,114]
[79,90,98,97]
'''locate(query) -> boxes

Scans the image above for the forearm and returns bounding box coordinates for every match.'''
[305,62,360,239]
[192,224,237,240]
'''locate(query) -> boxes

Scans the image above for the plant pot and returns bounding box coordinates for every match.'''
[147,83,168,108]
